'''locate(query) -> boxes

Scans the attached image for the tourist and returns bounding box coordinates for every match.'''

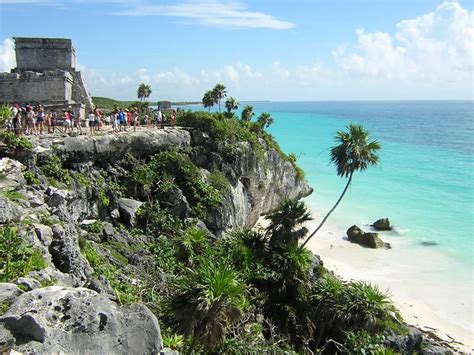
[155,110,162,129]
[50,109,57,133]
[45,111,53,134]
[12,107,21,137]
[36,103,45,135]
[112,110,119,133]
[170,109,176,129]
[144,112,149,128]
[132,110,139,132]
[118,108,125,131]
[88,110,95,135]
[161,112,166,129]
[63,110,72,134]
[26,105,36,135]
[126,110,132,129]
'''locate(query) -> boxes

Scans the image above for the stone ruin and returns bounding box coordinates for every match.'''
[0,37,93,117]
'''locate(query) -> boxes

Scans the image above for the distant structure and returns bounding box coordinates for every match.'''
[157,101,172,110]
[0,37,93,116]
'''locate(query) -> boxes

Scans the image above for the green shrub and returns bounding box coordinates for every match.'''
[343,330,386,354]
[75,172,91,187]
[40,156,71,186]
[97,189,110,207]
[3,191,25,202]
[0,131,33,150]
[23,171,40,185]
[0,226,47,282]
[207,171,230,193]
[162,331,184,350]
[84,220,103,234]
[0,300,11,316]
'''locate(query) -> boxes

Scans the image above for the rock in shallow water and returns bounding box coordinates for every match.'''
[347,225,391,249]
[0,286,163,354]
[372,218,392,231]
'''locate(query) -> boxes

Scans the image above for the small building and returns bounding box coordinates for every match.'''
[157,101,172,110]
[0,37,93,118]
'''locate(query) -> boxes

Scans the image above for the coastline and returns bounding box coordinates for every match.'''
[300,215,473,353]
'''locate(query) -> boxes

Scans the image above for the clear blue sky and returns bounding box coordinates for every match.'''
[0,0,473,101]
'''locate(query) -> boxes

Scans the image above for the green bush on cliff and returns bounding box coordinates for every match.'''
[24,171,40,185]
[0,131,33,150]
[40,155,71,187]
[0,226,47,282]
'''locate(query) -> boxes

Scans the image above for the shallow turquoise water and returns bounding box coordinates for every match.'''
[182,101,473,266]
[251,101,474,266]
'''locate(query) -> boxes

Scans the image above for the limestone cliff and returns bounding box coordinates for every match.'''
[0,127,312,354]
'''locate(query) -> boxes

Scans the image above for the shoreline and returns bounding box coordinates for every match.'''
[254,210,473,352]
[300,217,473,353]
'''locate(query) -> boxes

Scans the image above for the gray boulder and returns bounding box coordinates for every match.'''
[347,225,390,249]
[372,218,392,231]
[46,189,68,208]
[0,197,23,224]
[48,224,92,281]
[0,286,163,354]
[13,278,41,291]
[384,326,422,353]
[0,283,23,304]
[0,158,26,192]
[160,186,191,219]
[117,198,142,228]
[0,325,14,354]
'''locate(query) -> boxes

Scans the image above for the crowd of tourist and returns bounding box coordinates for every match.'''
[7,103,177,137]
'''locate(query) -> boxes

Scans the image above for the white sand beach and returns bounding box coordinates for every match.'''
[253,214,474,352]
[302,219,474,353]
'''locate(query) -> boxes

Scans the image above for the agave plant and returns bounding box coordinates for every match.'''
[169,260,247,351]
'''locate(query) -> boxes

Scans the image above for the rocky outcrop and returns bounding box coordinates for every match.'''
[117,198,142,228]
[195,140,312,237]
[0,286,163,354]
[347,225,390,249]
[372,218,392,231]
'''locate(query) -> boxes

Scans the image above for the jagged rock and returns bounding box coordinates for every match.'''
[34,224,53,247]
[195,220,216,239]
[48,224,92,281]
[55,129,191,163]
[46,189,68,208]
[191,130,210,145]
[28,266,76,288]
[0,325,14,354]
[102,222,115,241]
[384,326,422,353]
[0,284,23,304]
[160,186,191,219]
[0,197,23,224]
[84,276,117,301]
[0,158,26,192]
[117,198,142,228]
[13,278,41,291]
[347,225,390,249]
[0,286,163,354]
[420,342,453,354]
[110,208,120,220]
[372,218,392,231]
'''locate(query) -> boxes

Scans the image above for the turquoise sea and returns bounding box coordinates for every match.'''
[183,101,473,267]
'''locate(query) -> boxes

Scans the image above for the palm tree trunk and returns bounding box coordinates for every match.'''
[300,172,353,249]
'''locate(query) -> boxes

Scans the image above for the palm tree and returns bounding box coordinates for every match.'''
[241,105,254,122]
[257,112,274,129]
[170,260,246,351]
[202,90,215,112]
[137,83,152,102]
[265,198,312,248]
[300,124,381,248]
[212,84,227,113]
[225,97,239,113]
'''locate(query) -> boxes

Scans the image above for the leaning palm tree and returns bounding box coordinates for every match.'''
[225,97,239,114]
[257,112,274,129]
[241,105,254,122]
[137,83,152,102]
[212,83,227,113]
[300,124,381,249]
[202,90,215,112]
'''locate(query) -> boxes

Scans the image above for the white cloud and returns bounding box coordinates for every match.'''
[271,61,290,79]
[333,1,474,83]
[114,0,295,30]
[0,38,16,73]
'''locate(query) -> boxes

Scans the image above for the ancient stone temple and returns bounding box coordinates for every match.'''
[0,37,93,116]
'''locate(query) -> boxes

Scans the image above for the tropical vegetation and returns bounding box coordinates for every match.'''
[137,83,152,102]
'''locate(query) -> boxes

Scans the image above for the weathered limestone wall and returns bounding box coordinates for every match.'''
[0,71,73,104]
[14,38,76,72]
